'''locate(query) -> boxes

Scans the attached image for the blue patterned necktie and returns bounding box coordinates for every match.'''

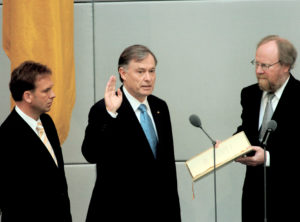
[138,104,158,158]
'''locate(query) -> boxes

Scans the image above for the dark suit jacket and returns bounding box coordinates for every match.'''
[82,88,181,222]
[237,75,300,222]
[0,108,72,222]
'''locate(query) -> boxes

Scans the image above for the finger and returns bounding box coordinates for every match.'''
[215,140,221,148]
[116,88,123,97]
[235,157,243,162]
[106,76,116,93]
[236,156,251,165]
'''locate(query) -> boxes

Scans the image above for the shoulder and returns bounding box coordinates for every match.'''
[86,98,112,122]
[148,94,168,107]
[148,94,170,117]
[40,113,57,131]
[239,84,262,110]
[241,83,260,95]
[0,110,26,142]
[240,83,262,102]
[40,113,54,123]
[90,99,106,112]
[288,74,300,89]
[88,99,107,118]
[0,109,19,130]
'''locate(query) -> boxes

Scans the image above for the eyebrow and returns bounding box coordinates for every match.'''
[43,84,54,92]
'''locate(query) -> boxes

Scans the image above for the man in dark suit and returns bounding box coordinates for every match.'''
[82,45,181,222]
[235,35,300,222]
[0,61,72,222]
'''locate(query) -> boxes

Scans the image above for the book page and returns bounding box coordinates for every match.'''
[186,131,252,181]
[216,131,251,164]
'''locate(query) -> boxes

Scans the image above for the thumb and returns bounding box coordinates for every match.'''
[116,88,123,97]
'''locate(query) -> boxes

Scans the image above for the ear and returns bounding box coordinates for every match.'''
[119,67,127,82]
[283,64,290,73]
[23,91,33,104]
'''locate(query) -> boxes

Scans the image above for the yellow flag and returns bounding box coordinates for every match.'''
[3,0,76,144]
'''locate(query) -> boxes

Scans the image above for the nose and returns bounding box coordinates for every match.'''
[144,72,151,81]
[50,90,56,99]
[256,64,265,74]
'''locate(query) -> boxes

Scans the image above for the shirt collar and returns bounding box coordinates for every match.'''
[15,105,40,133]
[123,86,150,112]
[262,75,290,100]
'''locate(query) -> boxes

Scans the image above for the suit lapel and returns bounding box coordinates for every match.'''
[252,85,263,133]
[148,96,165,160]
[272,75,295,122]
[12,109,43,145]
[118,87,142,129]
[41,117,61,168]
[119,88,149,142]
[12,110,60,169]
[148,96,162,141]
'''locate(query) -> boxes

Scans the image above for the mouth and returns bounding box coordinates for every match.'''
[141,85,152,89]
[257,76,267,80]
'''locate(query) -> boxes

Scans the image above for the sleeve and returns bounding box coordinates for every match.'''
[81,100,118,163]
[235,88,245,134]
[0,122,9,214]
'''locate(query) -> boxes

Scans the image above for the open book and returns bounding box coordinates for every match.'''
[186,131,252,181]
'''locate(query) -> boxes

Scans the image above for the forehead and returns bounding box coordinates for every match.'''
[128,54,156,68]
[34,74,53,86]
[256,41,279,62]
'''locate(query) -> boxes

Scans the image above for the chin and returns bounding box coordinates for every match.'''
[258,79,270,91]
[44,107,52,113]
[141,89,153,95]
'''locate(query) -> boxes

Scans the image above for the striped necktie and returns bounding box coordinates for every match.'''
[36,121,58,166]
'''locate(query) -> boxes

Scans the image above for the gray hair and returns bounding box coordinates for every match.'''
[118,45,157,82]
[257,35,297,70]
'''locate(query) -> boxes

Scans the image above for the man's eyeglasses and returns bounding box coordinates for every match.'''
[251,59,280,71]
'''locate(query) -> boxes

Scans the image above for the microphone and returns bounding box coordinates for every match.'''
[189,114,202,128]
[261,120,277,147]
[189,114,218,222]
[260,120,277,222]
[189,114,216,145]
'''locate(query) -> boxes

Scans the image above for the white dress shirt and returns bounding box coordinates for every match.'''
[258,76,290,166]
[15,106,58,165]
[107,86,158,138]
[15,105,40,136]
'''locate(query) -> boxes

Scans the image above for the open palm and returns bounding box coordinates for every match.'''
[104,75,122,113]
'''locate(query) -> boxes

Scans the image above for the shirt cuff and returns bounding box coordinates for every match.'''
[107,109,118,118]
[266,151,270,167]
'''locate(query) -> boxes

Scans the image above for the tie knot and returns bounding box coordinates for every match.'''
[267,93,275,101]
[36,121,44,132]
[138,104,147,113]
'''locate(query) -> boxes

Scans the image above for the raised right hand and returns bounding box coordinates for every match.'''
[104,75,122,113]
